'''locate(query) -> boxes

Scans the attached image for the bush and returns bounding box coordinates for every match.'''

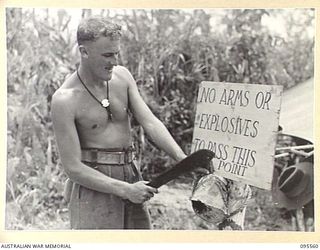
[6,8,314,229]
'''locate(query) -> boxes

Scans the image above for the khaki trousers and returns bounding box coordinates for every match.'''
[68,161,151,229]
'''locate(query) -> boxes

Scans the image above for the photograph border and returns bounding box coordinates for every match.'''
[0,0,319,243]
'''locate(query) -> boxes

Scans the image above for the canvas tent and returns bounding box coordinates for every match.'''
[279,78,314,142]
[275,78,314,232]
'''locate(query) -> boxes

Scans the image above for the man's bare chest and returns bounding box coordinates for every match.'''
[75,90,129,131]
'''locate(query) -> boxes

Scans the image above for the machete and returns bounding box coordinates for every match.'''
[147,149,215,188]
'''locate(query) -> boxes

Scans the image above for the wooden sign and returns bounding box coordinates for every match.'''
[191,82,283,190]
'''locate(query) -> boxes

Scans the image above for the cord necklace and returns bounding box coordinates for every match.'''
[76,69,112,121]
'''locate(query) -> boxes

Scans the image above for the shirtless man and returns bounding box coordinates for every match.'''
[51,17,186,229]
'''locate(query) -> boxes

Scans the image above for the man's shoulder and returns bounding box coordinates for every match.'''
[113,65,135,86]
[114,65,130,74]
[52,74,81,108]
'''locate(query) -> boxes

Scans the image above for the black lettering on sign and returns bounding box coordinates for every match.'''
[231,146,256,167]
[207,141,229,160]
[216,160,248,176]
[255,91,272,110]
[197,86,216,103]
[197,113,260,138]
[199,113,211,129]
[193,138,206,151]
[219,89,250,107]
[250,121,259,138]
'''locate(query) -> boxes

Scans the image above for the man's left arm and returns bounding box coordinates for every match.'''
[121,66,186,162]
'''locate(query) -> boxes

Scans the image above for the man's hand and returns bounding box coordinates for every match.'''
[124,181,158,204]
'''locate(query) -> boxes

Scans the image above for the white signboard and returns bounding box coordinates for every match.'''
[191,82,283,190]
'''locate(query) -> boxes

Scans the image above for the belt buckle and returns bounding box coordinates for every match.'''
[127,151,132,163]
[117,152,124,165]
[126,148,133,164]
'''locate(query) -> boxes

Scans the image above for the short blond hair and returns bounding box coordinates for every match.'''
[77,16,122,45]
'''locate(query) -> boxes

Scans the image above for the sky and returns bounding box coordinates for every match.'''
[32,8,290,34]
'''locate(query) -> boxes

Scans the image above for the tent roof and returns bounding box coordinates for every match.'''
[279,78,314,142]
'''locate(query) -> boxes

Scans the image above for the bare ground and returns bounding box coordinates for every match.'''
[6,180,293,231]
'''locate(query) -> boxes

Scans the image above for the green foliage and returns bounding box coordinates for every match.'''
[6,8,73,227]
[279,9,315,86]
[113,9,315,178]
[6,8,314,229]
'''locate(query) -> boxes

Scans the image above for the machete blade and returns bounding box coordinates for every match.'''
[147,149,215,188]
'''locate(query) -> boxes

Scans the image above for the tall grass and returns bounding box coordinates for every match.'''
[6,8,314,229]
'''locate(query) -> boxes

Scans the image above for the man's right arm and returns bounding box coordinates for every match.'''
[51,90,156,203]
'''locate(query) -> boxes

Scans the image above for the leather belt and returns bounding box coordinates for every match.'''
[81,147,134,165]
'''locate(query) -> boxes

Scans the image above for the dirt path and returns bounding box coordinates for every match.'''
[6,180,293,230]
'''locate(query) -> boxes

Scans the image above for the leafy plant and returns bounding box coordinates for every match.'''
[6,8,314,229]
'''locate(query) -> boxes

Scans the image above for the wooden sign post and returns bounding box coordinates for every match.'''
[192,82,283,190]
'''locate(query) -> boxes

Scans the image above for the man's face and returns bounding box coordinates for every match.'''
[84,36,120,82]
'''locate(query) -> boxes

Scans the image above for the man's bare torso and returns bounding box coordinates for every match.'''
[56,66,132,149]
